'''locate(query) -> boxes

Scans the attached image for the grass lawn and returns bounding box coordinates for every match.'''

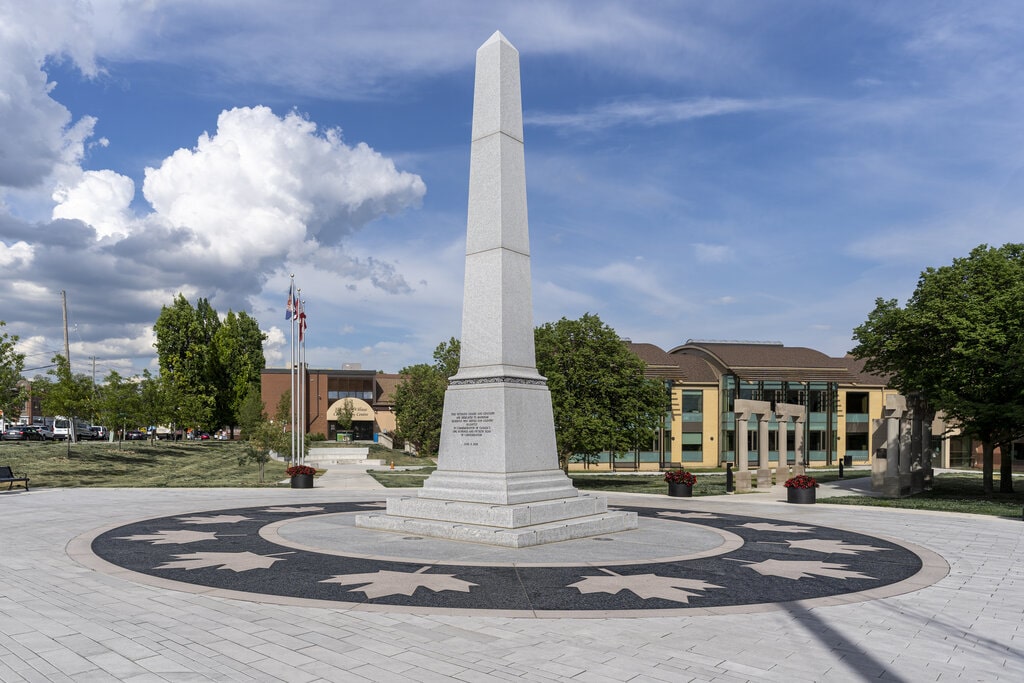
[820,473,1024,518]
[0,439,291,488]
[3,441,1019,518]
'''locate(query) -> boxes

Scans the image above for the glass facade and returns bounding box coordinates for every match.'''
[720,375,838,465]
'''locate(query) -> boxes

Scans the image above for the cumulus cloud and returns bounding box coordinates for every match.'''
[138,106,425,270]
[52,170,136,239]
[1,102,426,373]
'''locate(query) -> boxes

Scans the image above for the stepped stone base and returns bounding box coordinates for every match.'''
[356,494,638,548]
[305,448,382,466]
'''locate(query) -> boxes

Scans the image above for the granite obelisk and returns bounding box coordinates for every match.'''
[356,32,637,547]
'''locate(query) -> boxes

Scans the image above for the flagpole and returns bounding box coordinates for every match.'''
[288,274,296,466]
[299,298,306,465]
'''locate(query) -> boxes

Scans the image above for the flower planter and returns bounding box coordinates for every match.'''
[290,473,314,489]
[786,486,816,504]
[667,482,693,498]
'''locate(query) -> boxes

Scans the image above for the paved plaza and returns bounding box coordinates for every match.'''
[2,476,1023,681]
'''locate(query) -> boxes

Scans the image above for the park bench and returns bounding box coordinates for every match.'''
[0,465,29,491]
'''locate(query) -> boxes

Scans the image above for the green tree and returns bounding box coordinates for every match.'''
[137,370,169,436]
[0,321,27,422]
[237,403,287,483]
[335,398,355,433]
[95,370,142,445]
[42,355,93,452]
[393,364,446,456]
[851,243,1024,494]
[237,384,266,439]
[214,310,267,430]
[535,313,669,471]
[433,336,461,379]
[393,338,460,457]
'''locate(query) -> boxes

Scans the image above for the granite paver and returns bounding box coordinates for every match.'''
[2,482,1023,681]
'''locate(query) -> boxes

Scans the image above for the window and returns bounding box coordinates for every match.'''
[846,392,869,414]
[682,391,702,414]
[808,386,829,413]
[948,436,972,468]
[846,433,869,452]
[1012,442,1024,462]
[739,381,759,401]
[808,430,827,451]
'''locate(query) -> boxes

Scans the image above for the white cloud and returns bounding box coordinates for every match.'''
[52,170,136,239]
[527,97,805,132]
[140,106,425,270]
[0,241,34,269]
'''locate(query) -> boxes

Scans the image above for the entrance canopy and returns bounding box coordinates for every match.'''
[326,398,375,422]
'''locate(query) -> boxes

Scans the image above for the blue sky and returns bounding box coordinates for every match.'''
[2,1,1023,379]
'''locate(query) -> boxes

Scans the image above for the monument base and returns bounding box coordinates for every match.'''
[356,494,637,548]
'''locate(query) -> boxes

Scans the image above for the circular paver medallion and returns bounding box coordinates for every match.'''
[82,501,946,617]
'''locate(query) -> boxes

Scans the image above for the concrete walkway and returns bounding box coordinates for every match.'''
[1,473,1022,681]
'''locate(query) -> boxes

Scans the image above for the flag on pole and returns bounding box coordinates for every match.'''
[298,299,307,342]
[285,282,295,320]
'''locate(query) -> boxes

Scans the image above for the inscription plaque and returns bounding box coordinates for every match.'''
[451,411,495,446]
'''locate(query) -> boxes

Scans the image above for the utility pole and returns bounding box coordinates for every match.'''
[61,290,76,446]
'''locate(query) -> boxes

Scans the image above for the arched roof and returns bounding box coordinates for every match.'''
[326,398,375,421]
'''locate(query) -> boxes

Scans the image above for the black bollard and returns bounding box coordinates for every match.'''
[726,462,734,493]
[838,459,844,479]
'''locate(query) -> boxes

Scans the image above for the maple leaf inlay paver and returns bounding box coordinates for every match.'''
[89,501,934,614]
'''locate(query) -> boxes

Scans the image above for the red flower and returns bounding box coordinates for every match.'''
[664,469,697,486]
[287,465,317,477]
[784,475,818,489]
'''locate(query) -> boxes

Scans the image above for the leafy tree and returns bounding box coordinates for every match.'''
[275,388,291,426]
[214,310,267,431]
[535,313,669,471]
[137,370,169,436]
[434,336,461,380]
[42,355,93,452]
[0,321,27,422]
[155,295,265,434]
[155,294,217,432]
[393,338,460,457]
[95,370,141,445]
[335,398,355,432]
[237,404,287,483]
[393,364,446,456]
[237,384,266,439]
[851,243,1024,494]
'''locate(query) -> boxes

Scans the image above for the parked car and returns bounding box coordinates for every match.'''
[23,425,54,441]
[90,426,109,441]
[2,426,29,440]
[53,417,94,441]
[125,430,147,441]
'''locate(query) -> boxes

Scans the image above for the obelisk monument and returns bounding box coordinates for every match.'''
[356,31,637,547]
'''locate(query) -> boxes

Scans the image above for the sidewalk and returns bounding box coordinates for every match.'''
[1,480,1022,681]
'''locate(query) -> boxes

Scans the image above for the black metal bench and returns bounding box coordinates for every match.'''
[0,465,29,491]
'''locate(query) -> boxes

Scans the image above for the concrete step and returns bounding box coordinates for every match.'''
[305,447,382,466]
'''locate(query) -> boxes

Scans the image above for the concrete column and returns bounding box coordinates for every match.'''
[793,417,806,476]
[756,414,772,489]
[733,400,771,493]
[735,413,751,492]
[775,414,790,483]
[881,395,906,497]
